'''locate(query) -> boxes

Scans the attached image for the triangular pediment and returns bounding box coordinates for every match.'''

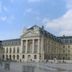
[21,26,40,38]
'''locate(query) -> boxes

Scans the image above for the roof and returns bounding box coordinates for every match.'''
[58,36,72,44]
[2,38,21,46]
[28,25,62,43]
[58,36,72,39]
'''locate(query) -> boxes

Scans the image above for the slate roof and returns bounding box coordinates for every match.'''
[2,38,21,46]
[58,36,72,44]
[28,25,62,43]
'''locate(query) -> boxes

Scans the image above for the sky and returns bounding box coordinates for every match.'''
[0,0,72,40]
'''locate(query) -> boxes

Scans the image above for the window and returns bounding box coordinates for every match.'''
[13,55,15,60]
[22,55,25,58]
[17,47,19,53]
[13,47,15,53]
[63,46,65,48]
[65,39,68,43]
[34,55,37,59]
[22,40,26,53]
[6,55,8,60]
[68,50,70,52]
[27,40,32,53]
[68,45,70,48]
[17,55,19,59]
[9,55,11,60]
[10,48,12,53]
[2,55,4,59]
[28,55,31,58]
[34,39,38,53]
[70,40,72,43]
[63,50,65,53]
[6,48,8,53]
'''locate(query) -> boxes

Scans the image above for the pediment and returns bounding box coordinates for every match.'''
[21,30,40,38]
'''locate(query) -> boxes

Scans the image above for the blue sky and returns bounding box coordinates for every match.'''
[0,0,72,40]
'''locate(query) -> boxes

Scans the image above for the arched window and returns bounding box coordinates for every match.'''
[6,55,8,60]
[34,55,37,59]
[22,55,25,58]
[17,55,19,59]
[13,55,15,60]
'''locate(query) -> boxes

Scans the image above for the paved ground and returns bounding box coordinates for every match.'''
[0,62,72,72]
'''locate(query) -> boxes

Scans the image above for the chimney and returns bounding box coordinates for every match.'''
[42,25,44,30]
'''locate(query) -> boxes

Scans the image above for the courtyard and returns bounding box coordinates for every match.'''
[0,62,72,72]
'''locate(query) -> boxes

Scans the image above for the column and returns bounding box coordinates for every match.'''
[32,39,34,53]
[38,39,40,53]
[25,40,28,53]
[37,39,40,62]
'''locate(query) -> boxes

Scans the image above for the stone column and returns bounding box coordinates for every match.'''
[25,40,28,61]
[32,39,34,53]
[38,39,40,53]
[25,40,28,53]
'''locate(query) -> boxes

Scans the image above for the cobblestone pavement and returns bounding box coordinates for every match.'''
[0,62,72,72]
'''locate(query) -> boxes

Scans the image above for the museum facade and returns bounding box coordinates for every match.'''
[0,25,72,62]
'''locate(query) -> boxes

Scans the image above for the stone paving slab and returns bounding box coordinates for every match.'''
[0,62,72,72]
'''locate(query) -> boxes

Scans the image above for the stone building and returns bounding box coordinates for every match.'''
[58,36,72,60]
[0,41,4,60]
[0,25,72,62]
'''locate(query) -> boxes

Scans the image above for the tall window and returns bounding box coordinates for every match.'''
[6,55,8,60]
[22,55,25,59]
[27,40,32,53]
[2,55,4,60]
[34,39,38,53]
[13,47,15,53]
[13,55,15,60]
[34,55,37,59]
[17,55,19,59]
[22,40,26,53]
[10,48,12,53]
[6,48,8,53]
[17,47,19,53]
[9,55,11,60]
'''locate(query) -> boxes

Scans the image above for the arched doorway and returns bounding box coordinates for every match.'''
[27,55,32,61]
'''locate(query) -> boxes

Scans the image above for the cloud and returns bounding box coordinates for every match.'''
[3,6,8,12]
[0,2,2,13]
[28,0,41,3]
[25,8,32,13]
[24,8,32,15]
[0,16,7,21]
[7,15,15,24]
[35,16,41,21]
[59,31,72,36]
[10,0,14,3]
[0,15,15,23]
[43,9,72,36]
[66,0,72,9]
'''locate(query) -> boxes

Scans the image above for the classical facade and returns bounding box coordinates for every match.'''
[0,41,4,60]
[0,25,72,62]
